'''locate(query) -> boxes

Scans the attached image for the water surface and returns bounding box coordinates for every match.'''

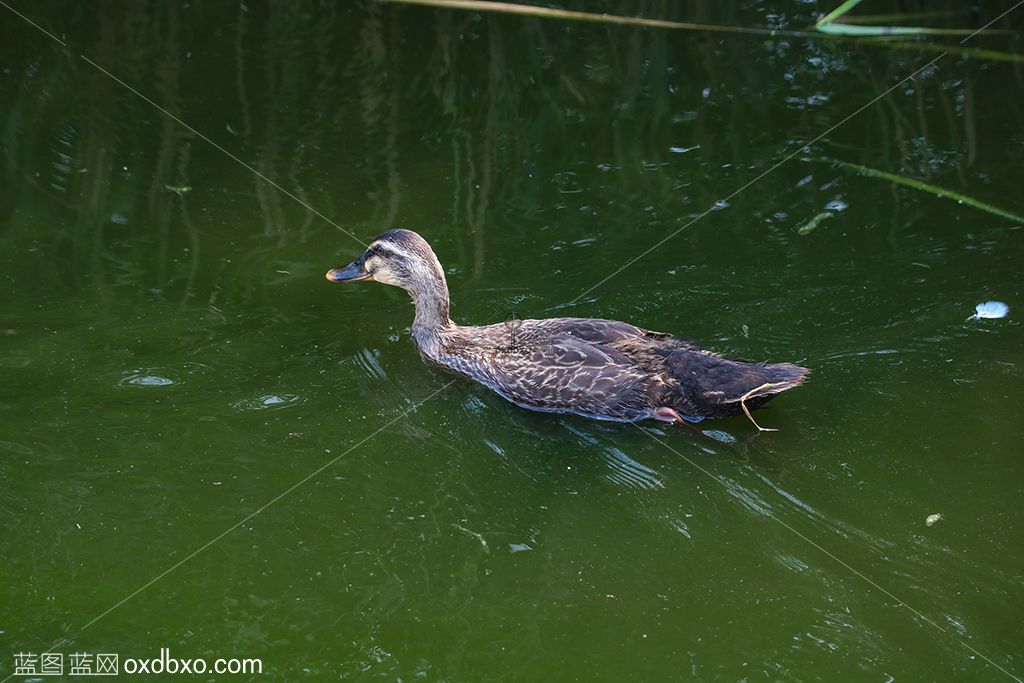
[2,1,1023,680]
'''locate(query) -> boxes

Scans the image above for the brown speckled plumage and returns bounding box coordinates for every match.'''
[327,229,809,425]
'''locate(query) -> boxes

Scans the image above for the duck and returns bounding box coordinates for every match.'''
[326,229,808,431]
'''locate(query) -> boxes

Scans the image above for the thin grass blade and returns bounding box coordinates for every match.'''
[816,0,863,27]
[814,158,1024,225]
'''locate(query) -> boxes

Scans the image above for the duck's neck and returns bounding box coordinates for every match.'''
[409,271,452,355]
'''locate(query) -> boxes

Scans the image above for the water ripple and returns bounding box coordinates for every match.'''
[0,440,33,455]
[602,446,664,490]
[353,347,388,381]
[722,477,773,517]
[232,394,304,411]
[118,369,177,387]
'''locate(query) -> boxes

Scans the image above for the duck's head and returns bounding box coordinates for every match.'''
[326,228,444,290]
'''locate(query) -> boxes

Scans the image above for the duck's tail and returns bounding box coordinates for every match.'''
[666,350,809,419]
[742,362,810,400]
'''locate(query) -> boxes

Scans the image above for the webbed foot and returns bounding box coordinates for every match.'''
[653,407,684,424]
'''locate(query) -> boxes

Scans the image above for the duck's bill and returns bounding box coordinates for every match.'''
[325,261,373,282]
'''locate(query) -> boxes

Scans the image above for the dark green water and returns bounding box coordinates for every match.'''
[2,1,1023,680]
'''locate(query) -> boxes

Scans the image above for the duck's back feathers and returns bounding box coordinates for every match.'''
[438,322,655,421]
[433,317,807,423]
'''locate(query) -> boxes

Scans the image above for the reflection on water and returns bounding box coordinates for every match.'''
[3,2,1013,305]
[1,1,1023,681]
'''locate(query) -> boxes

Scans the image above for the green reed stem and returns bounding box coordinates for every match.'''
[815,158,1024,224]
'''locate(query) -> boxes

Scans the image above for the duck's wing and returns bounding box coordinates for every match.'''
[520,317,647,345]
[468,331,657,422]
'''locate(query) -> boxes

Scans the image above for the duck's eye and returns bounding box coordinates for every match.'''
[368,245,393,262]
